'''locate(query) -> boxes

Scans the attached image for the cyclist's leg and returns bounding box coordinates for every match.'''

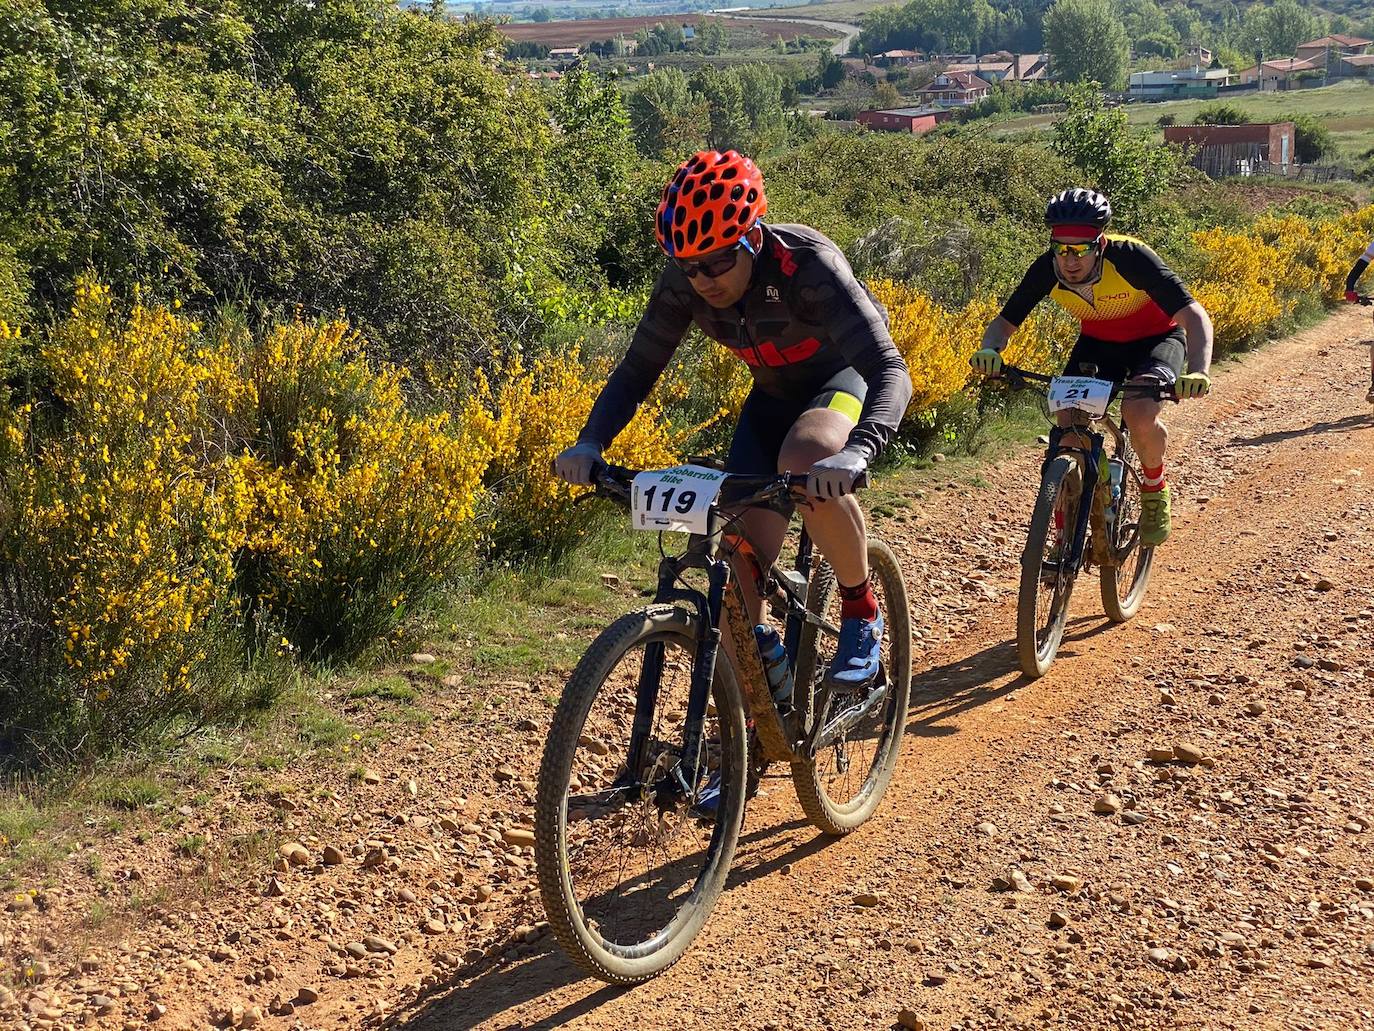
[780,370,882,684]
[1119,331,1183,465]
[720,388,799,664]
[1120,332,1184,546]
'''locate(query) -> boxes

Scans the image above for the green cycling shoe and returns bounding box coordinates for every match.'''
[1138,485,1171,547]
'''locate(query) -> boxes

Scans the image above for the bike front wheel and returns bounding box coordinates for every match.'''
[535,605,748,985]
[1017,454,1081,678]
[791,538,912,836]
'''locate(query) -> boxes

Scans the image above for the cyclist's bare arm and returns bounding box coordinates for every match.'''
[981,315,1018,353]
[1171,301,1214,375]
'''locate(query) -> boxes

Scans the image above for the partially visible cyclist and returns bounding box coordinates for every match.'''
[971,188,1214,546]
[1343,237,1374,403]
[553,150,912,687]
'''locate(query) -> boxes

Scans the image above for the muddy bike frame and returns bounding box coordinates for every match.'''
[999,365,1175,574]
[590,464,880,807]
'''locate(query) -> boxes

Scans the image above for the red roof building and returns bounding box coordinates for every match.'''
[915,70,993,106]
[856,107,946,133]
[1163,122,1298,177]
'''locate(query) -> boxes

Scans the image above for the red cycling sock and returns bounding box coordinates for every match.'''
[839,577,879,621]
[1141,462,1166,492]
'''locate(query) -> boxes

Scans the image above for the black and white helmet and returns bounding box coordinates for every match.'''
[1045,188,1112,230]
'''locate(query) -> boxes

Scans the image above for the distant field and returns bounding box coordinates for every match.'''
[746,0,886,23]
[985,80,1374,163]
[499,14,839,44]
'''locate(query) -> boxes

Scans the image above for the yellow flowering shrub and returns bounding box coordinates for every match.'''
[0,280,252,756]
[870,281,1073,412]
[470,348,689,553]
[1186,228,1289,354]
[228,320,495,657]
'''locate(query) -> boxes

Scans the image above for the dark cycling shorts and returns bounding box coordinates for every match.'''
[726,367,867,475]
[1064,328,1185,385]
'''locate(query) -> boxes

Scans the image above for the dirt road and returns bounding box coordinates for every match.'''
[7,307,1374,1031]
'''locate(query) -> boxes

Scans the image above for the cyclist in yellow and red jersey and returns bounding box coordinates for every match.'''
[971,188,1214,546]
[1344,238,1374,403]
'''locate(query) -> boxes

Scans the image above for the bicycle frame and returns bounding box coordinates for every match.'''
[612,473,855,806]
[1008,366,1163,575]
[615,487,805,807]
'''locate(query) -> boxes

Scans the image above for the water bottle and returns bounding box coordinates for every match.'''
[1107,457,1124,522]
[753,624,794,711]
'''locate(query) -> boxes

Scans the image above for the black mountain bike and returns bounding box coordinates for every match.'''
[996,364,1177,678]
[534,464,911,984]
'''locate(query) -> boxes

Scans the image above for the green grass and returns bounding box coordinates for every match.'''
[293,707,356,749]
[0,799,48,852]
[86,899,113,928]
[986,80,1374,165]
[91,775,164,811]
[443,512,662,678]
[347,675,419,703]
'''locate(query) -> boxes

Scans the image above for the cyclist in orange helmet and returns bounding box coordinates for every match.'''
[555,150,912,691]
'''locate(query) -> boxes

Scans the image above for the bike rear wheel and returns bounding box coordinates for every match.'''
[790,538,912,836]
[535,605,748,985]
[1017,454,1081,678]
[1100,442,1156,623]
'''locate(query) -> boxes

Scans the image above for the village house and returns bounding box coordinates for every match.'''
[914,70,993,106]
[855,105,955,134]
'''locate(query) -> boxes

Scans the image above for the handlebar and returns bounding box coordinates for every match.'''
[994,363,1179,403]
[591,463,868,505]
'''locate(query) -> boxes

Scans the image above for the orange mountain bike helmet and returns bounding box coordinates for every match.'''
[655,150,767,259]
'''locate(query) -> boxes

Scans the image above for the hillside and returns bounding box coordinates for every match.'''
[985,80,1374,165]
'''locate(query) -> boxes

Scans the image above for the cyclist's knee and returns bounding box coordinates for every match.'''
[778,410,850,473]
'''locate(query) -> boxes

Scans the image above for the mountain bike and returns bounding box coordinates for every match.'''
[534,463,911,984]
[995,364,1177,678]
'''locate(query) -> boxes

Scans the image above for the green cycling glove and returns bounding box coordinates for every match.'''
[1175,372,1211,399]
[970,348,1003,376]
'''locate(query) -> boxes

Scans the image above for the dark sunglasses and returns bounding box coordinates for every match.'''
[675,236,756,280]
[1050,238,1103,258]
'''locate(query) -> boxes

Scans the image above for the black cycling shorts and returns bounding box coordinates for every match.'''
[1064,329,1185,385]
[725,366,867,475]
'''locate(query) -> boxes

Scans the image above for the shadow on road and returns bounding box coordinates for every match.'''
[906,634,1025,735]
[1230,412,1370,448]
[394,816,826,1031]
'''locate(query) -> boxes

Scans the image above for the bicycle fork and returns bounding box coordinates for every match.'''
[621,549,765,805]
[1039,426,1104,574]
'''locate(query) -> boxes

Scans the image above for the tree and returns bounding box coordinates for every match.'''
[626,68,708,157]
[875,81,903,109]
[1195,103,1251,125]
[530,6,552,21]
[1052,84,1180,229]
[732,64,789,151]
[1286,113,1336,163]
[1043,0,1129,89]
[548,67,634,266]
[699,17,728,55]
[690,67,749,151]
[818,51,846,90]
[1243,0,1319,60]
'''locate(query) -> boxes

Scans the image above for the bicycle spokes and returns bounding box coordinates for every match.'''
[559,634,725,951]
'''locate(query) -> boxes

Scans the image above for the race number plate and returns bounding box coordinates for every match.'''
[1047,376,1113,418]
[631,465,728,535]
